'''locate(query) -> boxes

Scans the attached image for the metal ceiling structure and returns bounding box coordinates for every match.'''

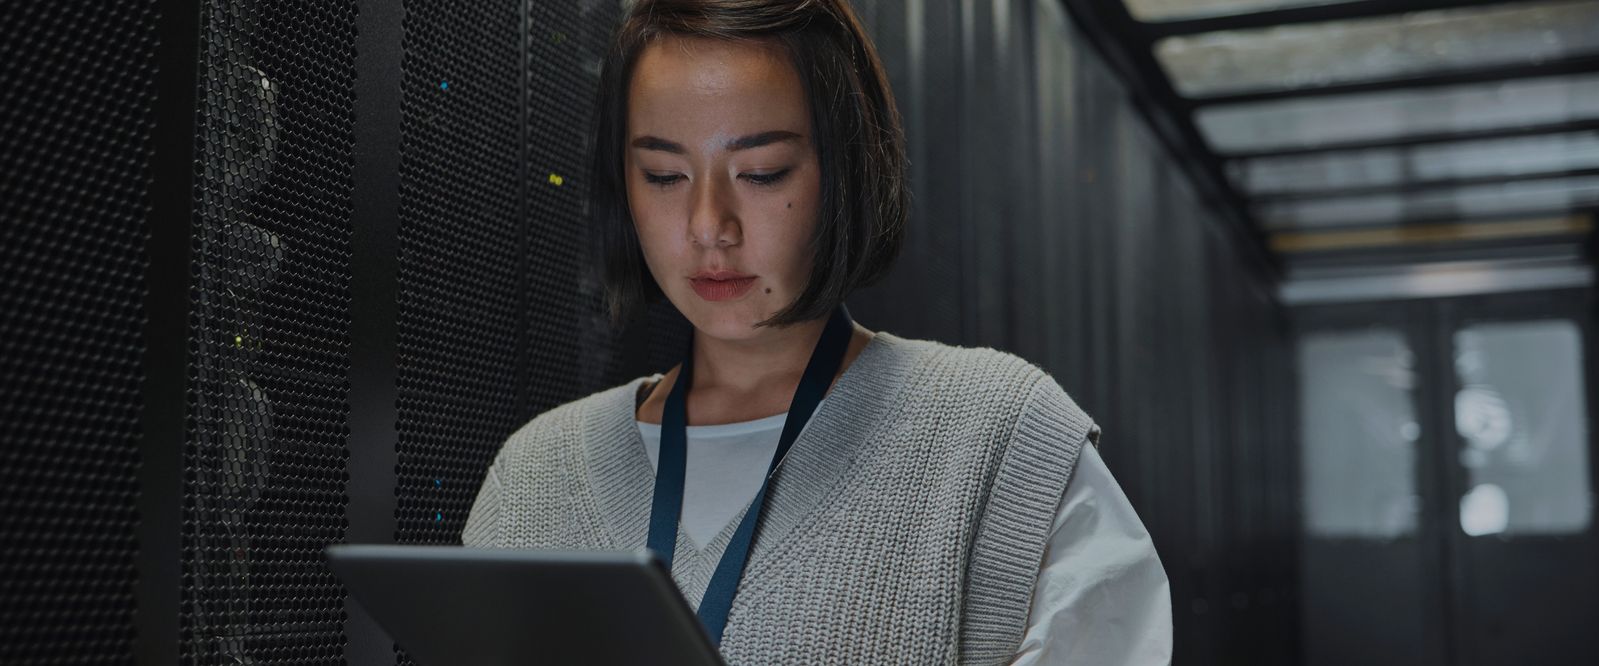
[1058,0,1599,281]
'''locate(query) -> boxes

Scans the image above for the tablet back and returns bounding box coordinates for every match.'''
[327,545,725,666]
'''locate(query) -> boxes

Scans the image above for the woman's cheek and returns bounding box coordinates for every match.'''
[782,199,820,277]
[631,217,669,281]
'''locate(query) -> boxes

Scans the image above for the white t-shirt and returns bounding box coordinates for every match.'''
[637,405,1173,665]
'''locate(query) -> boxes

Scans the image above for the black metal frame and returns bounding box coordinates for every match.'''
[344,0,407,662]
[514,0,533,427]
[136,0,203,662]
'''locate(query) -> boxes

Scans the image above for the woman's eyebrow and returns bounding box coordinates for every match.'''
[630,130,803,154]
[724,130,802,151]
[631,136,687,154]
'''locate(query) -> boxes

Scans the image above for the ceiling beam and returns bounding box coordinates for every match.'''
[1220,118,1599,161]
[1260,203,1599,233]
[1144,0,1543,38]
[1270,214,1593,253]
[1186,55,1599,108]
[1286,236,1588,270]
[1278,257,1592,305]
[1247,166,1599,204]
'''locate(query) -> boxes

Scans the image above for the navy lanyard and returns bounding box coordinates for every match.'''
[646,304,854,646]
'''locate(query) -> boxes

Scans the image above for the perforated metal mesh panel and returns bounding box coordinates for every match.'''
[523,0,632,414]
[179,1,358,663]
[393,0,631,560]
[0,3,156,662]
[394,0,526,554]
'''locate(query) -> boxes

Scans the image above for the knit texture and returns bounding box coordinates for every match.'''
[462,332,1095,665]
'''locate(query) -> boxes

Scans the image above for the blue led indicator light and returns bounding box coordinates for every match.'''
[434,478,442,487]
[440,80,449,90]
[435,512,443,522]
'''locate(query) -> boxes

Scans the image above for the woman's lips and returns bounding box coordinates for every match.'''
[690,277,757,301]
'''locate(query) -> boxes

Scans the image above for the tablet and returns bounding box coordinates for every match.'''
[326,545,726,666]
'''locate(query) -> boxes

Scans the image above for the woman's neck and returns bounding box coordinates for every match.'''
[636,320,875,425]
[691,317,829,395]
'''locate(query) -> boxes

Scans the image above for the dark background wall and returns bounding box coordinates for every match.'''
[0,0,1294,664]
[844,2,1298,663]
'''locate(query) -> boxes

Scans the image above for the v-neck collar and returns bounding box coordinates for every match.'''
[580,331,918,591]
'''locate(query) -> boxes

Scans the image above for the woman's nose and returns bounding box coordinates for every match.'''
[687,175,740,248]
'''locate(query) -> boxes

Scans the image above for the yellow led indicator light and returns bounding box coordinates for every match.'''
[235,335,243,347]
[548,173,564,186]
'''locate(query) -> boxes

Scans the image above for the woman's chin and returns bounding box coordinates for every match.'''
[680,301,778,340]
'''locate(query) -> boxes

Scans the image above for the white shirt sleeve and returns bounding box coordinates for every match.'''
[1008,443,1173,665]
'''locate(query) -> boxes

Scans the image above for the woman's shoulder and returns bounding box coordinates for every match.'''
[497,377,652,455]
[876,332,1055,393]
[875,332,1093,432]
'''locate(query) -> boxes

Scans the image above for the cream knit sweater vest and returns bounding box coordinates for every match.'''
[462,332,1095,665]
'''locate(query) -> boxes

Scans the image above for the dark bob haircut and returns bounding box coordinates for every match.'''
[589,0,909,329]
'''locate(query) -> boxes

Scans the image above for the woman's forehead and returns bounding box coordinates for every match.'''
[628,35,810,144]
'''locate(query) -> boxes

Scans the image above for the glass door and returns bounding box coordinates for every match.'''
[1295,289,1598,665]
[1437,293,1598,666]
[1296,303,1447,666]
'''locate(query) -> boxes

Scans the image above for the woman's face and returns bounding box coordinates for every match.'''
[625,35,822,342]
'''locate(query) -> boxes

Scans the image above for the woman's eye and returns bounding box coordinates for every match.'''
[642,169,790,188]
[742,169,791,187]
[643,172,683,188]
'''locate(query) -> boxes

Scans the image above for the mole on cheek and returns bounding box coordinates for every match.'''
[786,202,792,208]
[765,288,772,293]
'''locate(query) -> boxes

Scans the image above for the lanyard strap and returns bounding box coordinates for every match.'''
[646,304,855,646]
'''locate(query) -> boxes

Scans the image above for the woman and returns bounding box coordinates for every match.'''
[463,0,1171,663]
